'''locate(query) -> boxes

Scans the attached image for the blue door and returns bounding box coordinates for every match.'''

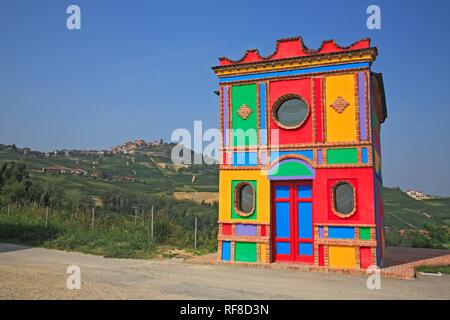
[272,181,314,263]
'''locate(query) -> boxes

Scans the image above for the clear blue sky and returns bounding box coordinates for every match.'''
[0,0,449,196]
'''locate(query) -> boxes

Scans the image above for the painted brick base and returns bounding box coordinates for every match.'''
[188,246,450,280]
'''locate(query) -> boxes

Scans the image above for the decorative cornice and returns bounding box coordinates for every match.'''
[218,37,371,65]
[212,37,377,77]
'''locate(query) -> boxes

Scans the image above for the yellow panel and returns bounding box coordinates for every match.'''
[219,169,270,223]
[325,74,357,142]
[260,243,267,263]
[328,246,356,269]
[374,150,381,172]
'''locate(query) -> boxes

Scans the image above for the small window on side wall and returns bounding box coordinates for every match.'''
[234,182,255,217]
[332,182,356,218]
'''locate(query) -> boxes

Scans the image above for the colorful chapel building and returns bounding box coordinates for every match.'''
[212,37,387,270]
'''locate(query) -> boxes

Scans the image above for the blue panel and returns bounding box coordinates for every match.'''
[298,202,312,239]
[275,202,290,238]
[275,185,289,198]
[362,147,368,164]
[232,152,258,166]
[270,150,313,162]
[248,152,258,166]
[299,243,313,256]
[233,152,245,166]
[276,242,290,255]
[298,185,312,198]
[221,241,231,261]
[259,83,266,130]
[259,83,267,146]
[328,226,355,239]
[219,63,370,83]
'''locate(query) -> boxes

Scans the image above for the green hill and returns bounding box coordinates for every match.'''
[0,143,219,197]
[383,187,450,229]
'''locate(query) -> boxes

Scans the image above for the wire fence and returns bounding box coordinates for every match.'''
[0,203,211,252]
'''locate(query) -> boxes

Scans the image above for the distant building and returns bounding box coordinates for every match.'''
[406,190,435,201]
[135,139,147,147]
[42,166,68,174]
[120,176,137,182]
[42,166,87,176]
[68,168,88,175]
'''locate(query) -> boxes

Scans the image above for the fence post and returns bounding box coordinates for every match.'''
[194,216,198,251]
[45,206,49,228]
[151,205,154,240]
[91,207,95,229]
[132,206,138,223]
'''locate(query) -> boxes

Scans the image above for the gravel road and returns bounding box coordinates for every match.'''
[1,243,448,300]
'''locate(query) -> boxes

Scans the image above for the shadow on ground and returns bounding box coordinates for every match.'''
[0,243,31,253]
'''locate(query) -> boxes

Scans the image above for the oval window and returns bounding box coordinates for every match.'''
[235,182,255,217]
[273,95,309,129]
[333,182,355,217]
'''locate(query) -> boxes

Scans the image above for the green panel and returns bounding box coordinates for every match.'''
[360,227,371,240]
[372,110,379,135]
[235,242,257,262]
[271,161,313,177]
[231,84,257,147]
[372,108,378,126]
[231,180,257,220]
[326,148,358,164]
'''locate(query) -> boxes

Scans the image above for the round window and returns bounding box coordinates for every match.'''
[273,95,310,129]
[333,182,355,217]
[234,182,255,217]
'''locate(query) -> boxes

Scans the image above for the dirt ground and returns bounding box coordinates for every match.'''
[0,243,449,300]
[173,192,219,204]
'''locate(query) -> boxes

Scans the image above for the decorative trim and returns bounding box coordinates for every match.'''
[218,236,270,244]
[233,182,256,217]
[312,78,316,143]
[215,37,372,67]
[355,72,361,142]
[217,62,370,83]
[365,71,372,144]
[316,239,377,247]
[322,77,327,142]
[229,85,233,147]
[268,154,315,169]
[236,103,253,120]
[221,140,373,151]
[330,96,350,113]
[218,220,270,226]
[315,223,376,227]
[218,68,370,88]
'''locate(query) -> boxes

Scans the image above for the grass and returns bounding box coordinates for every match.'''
[416,265,450,275]
[0,206,208,259]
